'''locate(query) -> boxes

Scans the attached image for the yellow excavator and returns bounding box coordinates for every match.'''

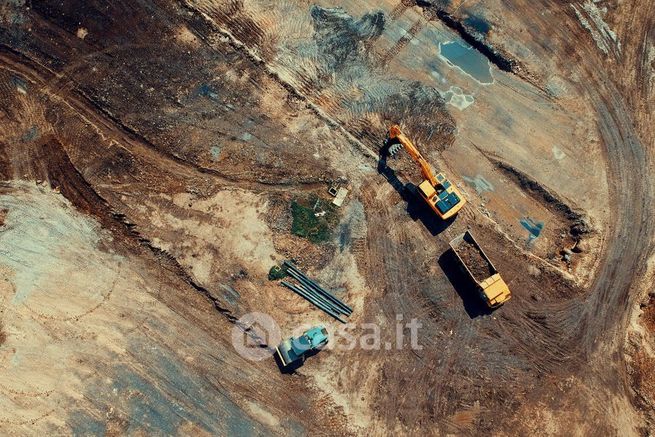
[387,125,466,220]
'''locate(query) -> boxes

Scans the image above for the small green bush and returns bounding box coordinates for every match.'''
[268,265,287,281]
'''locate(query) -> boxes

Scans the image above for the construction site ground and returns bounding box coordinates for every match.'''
[0,0,654,435]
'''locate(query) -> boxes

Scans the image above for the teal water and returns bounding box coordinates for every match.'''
[440,41,493,84]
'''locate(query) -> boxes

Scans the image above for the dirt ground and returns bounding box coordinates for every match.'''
[0,0,654,435]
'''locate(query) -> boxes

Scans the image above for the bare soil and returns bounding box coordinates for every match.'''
[632,350,655,405]
[640,294,655,333]
[0,0,653,435]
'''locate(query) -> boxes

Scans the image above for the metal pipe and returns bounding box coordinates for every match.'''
[281,281,346,323]
[281,281,334,313]
[285,269,351,316]
[284,263,353,314]
[289,272,353,316]
[284,263,348,305]
[285,270,347,315]
[291,278,342,314]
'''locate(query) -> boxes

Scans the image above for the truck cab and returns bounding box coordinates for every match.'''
[479,274,511,308]
[276,326,329,367]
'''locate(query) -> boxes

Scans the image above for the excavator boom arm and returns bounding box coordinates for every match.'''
[388,125,438,186]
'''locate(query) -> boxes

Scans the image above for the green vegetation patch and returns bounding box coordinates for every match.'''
[268,265,287,281]
[290,196,338,244]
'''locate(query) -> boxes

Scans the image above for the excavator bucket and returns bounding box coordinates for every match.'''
[388,143,403,156]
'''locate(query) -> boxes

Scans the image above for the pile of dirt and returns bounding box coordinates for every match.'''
[0,208,6,226]
[455,241,494,281]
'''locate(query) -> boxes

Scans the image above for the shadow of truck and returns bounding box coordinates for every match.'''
[438,249,494,319]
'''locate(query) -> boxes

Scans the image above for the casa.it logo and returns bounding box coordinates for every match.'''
[231,312,282,361]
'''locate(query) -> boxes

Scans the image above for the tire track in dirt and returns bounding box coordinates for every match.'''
[532,1,655,358]
[0,52,258,329]
[183,1,381,162]
[579,84,653,353]
[188,0,654,421]
[0,45,326,194]
[374,18,427,67]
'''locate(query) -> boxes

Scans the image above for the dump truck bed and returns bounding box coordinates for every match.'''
[449,231,497,283]
[449,231,512,308]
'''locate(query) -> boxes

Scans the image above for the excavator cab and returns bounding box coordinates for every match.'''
[417,174,464,219]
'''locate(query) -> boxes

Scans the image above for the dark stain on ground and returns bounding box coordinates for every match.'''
[93,148,136,180]
[0,142,10,179]
[376,82,455,150]
[310,5,386,72]
[463,14,491,35]
[21,125,39,142]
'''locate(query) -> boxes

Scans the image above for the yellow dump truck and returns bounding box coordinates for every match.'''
[449,231,511,308]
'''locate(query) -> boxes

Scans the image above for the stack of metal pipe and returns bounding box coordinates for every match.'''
[280,260,353,324]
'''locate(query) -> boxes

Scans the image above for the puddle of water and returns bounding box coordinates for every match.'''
[440,41,493,84]
[463,175,494,193]
[520,217,544,244]
[464,15,491,35]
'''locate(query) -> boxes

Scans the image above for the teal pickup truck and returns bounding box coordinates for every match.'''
[276,326,329,367]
